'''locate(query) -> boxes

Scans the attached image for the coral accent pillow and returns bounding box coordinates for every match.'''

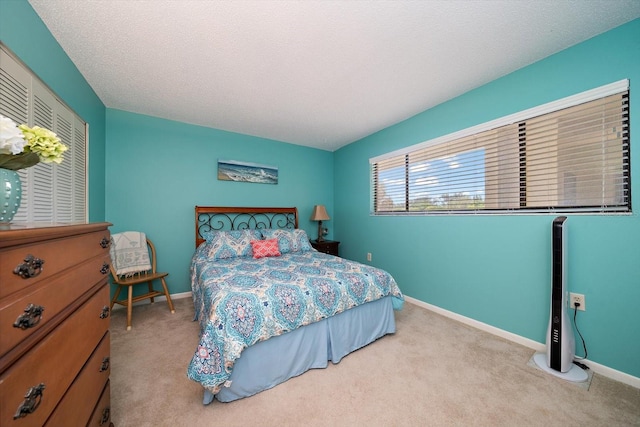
[250,238,281,259]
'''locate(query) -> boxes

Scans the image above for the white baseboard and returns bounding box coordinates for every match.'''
[110,291,192,311]
[162,291,192,301]
[404,296,640,389]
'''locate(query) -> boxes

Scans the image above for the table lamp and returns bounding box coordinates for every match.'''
[310,205,330,242]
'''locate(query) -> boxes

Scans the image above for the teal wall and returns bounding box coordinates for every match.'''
[105,109,334,295]
[334,19,640,378]
[0,0,107,222]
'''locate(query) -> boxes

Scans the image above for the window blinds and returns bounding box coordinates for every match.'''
[371,81,630,214]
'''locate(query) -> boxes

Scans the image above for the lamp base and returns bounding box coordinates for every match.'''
[316,220,324,242]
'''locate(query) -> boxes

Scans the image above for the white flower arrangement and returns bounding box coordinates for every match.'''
[0,114,68,170]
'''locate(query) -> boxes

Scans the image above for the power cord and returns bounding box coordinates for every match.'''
[572,301,589,370]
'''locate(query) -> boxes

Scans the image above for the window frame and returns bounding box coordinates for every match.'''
[371,80,630,216]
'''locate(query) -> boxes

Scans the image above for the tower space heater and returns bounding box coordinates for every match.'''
[533,216,588,382]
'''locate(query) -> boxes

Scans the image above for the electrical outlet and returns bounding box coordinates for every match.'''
[367,252,372,261]
[569,293,586,311]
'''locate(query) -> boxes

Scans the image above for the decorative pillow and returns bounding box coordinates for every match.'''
[250,238,281,259]
[260,229,313,253]
[204,230,262,259]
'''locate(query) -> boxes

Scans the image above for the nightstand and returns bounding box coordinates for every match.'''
[310,239,340,256]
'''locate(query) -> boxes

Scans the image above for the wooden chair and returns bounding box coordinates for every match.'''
[109,237,175,330]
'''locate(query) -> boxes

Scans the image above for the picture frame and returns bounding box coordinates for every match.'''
[217,159,278,184]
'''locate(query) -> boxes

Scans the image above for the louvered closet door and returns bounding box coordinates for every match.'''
[52,99,74,222]
[30,80,56,222]
[0,45,87,223]
[72,116,87,221]
[0,47,30,222]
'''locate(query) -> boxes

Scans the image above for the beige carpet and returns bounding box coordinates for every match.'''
[109,297,640,426]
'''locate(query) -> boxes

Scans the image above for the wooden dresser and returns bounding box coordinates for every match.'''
[0,223,113,427]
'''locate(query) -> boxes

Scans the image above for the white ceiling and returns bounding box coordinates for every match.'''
[28,0,640,152]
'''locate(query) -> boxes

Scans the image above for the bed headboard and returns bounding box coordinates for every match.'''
[195,206,299,248]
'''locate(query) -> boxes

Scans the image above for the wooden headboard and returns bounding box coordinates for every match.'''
[195,206,299,248]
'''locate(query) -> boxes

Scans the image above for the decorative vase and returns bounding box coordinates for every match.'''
[0,168,22,223]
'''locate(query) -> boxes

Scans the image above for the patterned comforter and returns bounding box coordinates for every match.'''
[186,247,404,393]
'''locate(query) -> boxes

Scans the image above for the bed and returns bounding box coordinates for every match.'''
[187,206,404,404]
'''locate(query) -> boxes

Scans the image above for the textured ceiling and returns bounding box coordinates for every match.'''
[28,0,640,151]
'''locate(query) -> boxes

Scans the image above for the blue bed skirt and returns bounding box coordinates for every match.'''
[208,295,396,403]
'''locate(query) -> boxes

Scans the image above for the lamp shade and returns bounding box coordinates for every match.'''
[310,205,330,221]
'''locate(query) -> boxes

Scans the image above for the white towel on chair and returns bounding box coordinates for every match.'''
[110,231,152,276]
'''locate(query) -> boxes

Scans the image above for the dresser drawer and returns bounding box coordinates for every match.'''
[45,332,110,426]
[0,230,110,299]
[88,380,112,427]
[0,253,110,358]
[0,285,110,426]
[310,240,340,256]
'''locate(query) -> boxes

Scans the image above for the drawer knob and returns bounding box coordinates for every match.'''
[99,356,110,372]
[99,407,111,425]
[100,262,110,275]
[13,304,45,330]
[13,383,45,420]
[100,236,110,249]
[100,306,110,319]
[13,254,45,279]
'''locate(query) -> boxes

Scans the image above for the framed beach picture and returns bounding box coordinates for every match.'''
[217,159,279,184]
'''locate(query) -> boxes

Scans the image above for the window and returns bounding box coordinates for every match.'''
[371,80,630,215]
[0,44,87,222]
